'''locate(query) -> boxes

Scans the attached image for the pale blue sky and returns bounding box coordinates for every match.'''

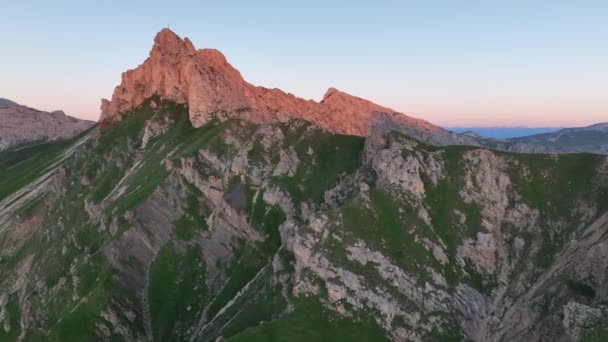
[1,0,607,126]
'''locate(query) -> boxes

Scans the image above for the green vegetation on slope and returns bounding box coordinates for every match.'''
[336,187,436,275]
[274,122,365,204]
[207,184,287,322]
[174,183,209,240]
[423,146,482,249]
[219,278,287,339]
[206,246,269,319]
[506,152,607,268]
[3,96,608,342]
[508,152,604,216]
[0,294,21,341]
[584,321,608,342]
[227,299,388,342]
[0,139,74,201]
[148,242,208,341]
[52,282,110,341]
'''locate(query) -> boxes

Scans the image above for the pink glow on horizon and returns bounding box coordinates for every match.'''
[6,90,607,128]
[1,2,607,129]
[399,104,608,127]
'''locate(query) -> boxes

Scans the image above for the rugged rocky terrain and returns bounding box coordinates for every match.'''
[99,29,608,156]
[100,29,477,146]
[0,99,94,150]
[507,123,608,154]
[1,97,608,341]
[1,29,608,342]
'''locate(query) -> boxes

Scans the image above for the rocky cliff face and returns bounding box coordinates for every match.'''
[2,98,608,341]
[100,29,478,146]
[101,29,608,155]
[0,99,94,150]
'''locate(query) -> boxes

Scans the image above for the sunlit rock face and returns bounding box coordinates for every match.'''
[100,29,478,146]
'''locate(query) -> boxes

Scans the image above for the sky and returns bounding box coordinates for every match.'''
[1,0,607,127]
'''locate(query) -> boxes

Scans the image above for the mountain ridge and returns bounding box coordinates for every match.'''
[508,122,608,154]
[0,99,94,150]
[447,127,564,139]
[0,98,19,107]
[100,28,608,155]
[100,29,478,146]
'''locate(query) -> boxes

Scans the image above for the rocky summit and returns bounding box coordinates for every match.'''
[1,29,608,342]
[99,29,608,156]
[0,99,94,151]
[100,29,477,146]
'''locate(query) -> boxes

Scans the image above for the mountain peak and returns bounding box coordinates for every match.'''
[154,27,180,41]
[321,87,394,114]
[322,87,340,101]
[321,87,366,105]
[152,28,196,56]
[99,29,476,144]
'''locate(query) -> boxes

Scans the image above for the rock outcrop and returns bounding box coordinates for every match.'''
[101,29,608,154]
[100,29,478,146]
[0,99,94,150]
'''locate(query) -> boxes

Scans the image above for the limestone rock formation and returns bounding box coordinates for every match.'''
[100,29,478,146]
[0,99,94,150]
[101,29,608,154]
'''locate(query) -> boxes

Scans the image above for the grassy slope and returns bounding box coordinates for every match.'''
[0,129,93,201]
[273,122,365,205]
[227,299,388,342]
[0,99,367,340]
[299,133,608,339]
[584,322,608,342]
[148,243,207,341]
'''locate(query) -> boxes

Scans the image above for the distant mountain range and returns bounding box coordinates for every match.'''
[448,124,608,154]
[0,98,94,150]
[447,127,563,139]
[508,123,608,154]
[0,98,19,107]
